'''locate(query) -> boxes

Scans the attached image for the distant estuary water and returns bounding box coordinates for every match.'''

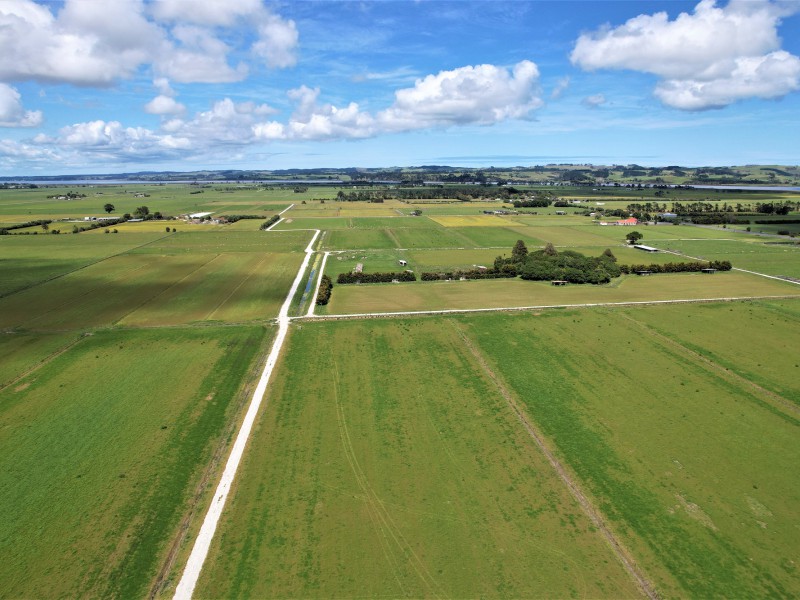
[692,185,800,192]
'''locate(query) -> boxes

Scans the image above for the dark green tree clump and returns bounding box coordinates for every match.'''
[337,271,416,284]
[421,266,517,281]
[259,215,281,230]
[316,275,333,305]
[518,247,622,284]
[619,260,732,274]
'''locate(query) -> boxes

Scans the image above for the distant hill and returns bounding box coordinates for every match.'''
[2,164,799,186]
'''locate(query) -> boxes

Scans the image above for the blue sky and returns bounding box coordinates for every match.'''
[0,0,799,175]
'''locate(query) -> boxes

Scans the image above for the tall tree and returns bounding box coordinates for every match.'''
[103,203,115,213]
[626,231,643,245]
[511,239,528,262]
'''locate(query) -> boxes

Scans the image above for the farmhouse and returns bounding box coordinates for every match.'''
[616,217,638,226]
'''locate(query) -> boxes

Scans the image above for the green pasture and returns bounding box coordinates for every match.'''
[0,232,167,297]
[0,325,271,599]
[0,185,295,221]
[448,225,545,247]
[323,250,407,279]
[321,228,397,250]
[273,216,351,230]
[648,239,800,278]
[126,230,312,254]
[0,331,80,388]
[322,271,798,315]
[389,226,473,249]
[628,300,800,403]
[398,201,507,215]
[0,250,302,330]
[193,319,640,599]
[404,248,505,271]
[462,303,800,597]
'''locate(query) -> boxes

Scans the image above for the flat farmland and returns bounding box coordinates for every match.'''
[126,230,311,254]
[449,225,546,248]
[322,227,397,250]
[0,325,271,599]
[192,319,641,598]
[0,232,168,296]
[405,248,507,271]
[389,226,473,249]
[322,271,798,315]
[627,300,800,404]
[83,220,201,233]
[0,331,80,388]
[461,304,800,597]
[429,214,512,227]
[274,217,351,230]
[648,238,800,278]
[0,250,303,330]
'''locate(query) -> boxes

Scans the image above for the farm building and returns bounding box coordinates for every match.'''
[633,245,659,252]
[398,259,408,266]
[616,217,639,226]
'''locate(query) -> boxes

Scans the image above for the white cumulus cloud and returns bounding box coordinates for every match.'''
[255,61,544,141]
[145,95,186,115]
[0,0,296,87]
[570,0,800,110]
[0,84,43,127]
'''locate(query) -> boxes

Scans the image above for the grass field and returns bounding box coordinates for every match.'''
[647,238,800,278]
[0,249,303,330]
[0,232,168,297]
[192,319,641,598]
[429,214,512,227]
[322,271,798,315]
[0,325,272,599]
[462,304,800,597]
[4,183,799,598]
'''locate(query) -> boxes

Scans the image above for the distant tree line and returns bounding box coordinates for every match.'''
[316,275,333,305]
[331,185,528,203]
[0,219,53,234]
[337,271,416,284]
[512,197,553,208]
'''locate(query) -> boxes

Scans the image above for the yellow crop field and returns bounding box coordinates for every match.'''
[429,214,513,227]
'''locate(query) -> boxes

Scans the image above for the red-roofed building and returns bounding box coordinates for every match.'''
[616,217,638,226]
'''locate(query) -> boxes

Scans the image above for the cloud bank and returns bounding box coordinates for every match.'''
[0,0,298,86]
[9,61,543,165]
[571,0,800,110]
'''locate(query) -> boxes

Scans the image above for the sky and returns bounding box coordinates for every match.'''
[1,0,799,175]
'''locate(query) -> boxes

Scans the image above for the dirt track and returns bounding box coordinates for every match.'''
[450,320,660,600]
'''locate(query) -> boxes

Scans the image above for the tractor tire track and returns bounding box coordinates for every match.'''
[449,320,659,600]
